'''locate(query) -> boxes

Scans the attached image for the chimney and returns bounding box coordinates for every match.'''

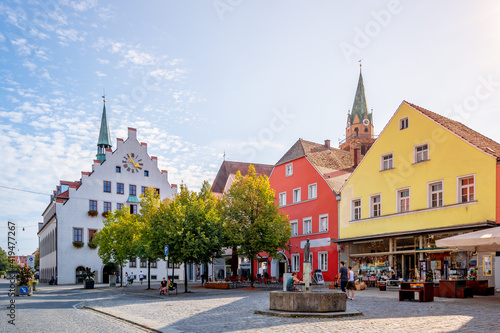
[353,147,360,167]
[324,139,330,149]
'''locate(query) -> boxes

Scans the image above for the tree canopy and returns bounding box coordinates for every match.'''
[223,165,291,286]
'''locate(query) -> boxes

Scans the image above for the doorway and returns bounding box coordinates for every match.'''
[404,254,415,280]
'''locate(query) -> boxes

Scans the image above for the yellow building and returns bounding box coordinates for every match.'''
[336,101,500,284]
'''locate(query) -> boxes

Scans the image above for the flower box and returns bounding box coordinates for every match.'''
[88,210,98,217]
[204,282,230,289]
[73,241,84,248]
[88,242,97,249]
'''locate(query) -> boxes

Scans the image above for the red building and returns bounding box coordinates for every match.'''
[268,139,356,281]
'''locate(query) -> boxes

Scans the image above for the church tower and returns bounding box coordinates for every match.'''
[96,97,111,162]
[339,65,375,155]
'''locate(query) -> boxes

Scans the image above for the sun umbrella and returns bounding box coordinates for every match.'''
[436,227,500,252]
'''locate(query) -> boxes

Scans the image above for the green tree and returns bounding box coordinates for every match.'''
[0,247,9,272]
[94,207,139,287]
[136,187,165,290]
[223,165,291,287]
[161,181,224,293]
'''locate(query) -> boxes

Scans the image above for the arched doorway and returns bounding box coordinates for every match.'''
[102,263,119,283]
[75,266,85,284]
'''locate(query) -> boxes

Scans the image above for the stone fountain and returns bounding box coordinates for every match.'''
[268,239,347,313]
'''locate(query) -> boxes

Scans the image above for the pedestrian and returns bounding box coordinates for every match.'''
[339,261,348,298]
[124,272,129,286]
[346,266,356,300]
[139,271,144,284]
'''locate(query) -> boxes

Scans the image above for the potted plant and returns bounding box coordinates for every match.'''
[83,267,95,289]
[87,210,98,217]
[15,266,33,296]
[101,211,110,218]
[72,241,84,248]
[87,242,97,249]
[204,281,230,289]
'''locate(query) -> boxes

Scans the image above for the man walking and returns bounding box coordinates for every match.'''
[339,261,348,298]
[139,271,144,285]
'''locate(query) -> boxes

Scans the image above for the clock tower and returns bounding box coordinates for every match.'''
[339,65,375,155]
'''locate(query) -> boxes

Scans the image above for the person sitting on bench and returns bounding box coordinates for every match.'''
[286,272,301,291]
[160,277,170,296]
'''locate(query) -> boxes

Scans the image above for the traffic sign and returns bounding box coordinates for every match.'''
[164,245,169,255]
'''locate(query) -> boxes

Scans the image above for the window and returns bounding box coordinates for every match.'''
[117,203,124,211]
[371,195,381,217]
[129,258,136,268]
[292,254,300,272]
[140,259,147,268]
[319,214,328,232]
[129,185,136,196]
[319,252,328,271]
[130,204,137,215]
[286,163,293,176]
[381,153,393,170]
[398,188,410,213]
[293,188,301,203]
[279,192,286,206]
[89,200,97,211]
[103,181,111,193]
[151,260,157,268]
[88,229,97,243]
[308,184,317,199]
[352,199,362,220]
[400,117,409,130]
[308,253,313,266]
[303,217,312,234]
[290,220,298,236]
[116,166,121,173]
[104,202,112,213]
[117,183,124,194]
[459,176,475,203]
[144,170,149,177]
[73,228,83,242]
[141,186,147,195]
[429,182,443,208]
[415,144,429,163]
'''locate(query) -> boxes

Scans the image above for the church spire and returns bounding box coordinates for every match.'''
[96,95,111,162]
[349,65,370,126]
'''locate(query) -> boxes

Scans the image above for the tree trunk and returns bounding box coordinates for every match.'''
[231,246,238,277]
[184,261,188,293]
[250,258,254,288]
[147,259,151,290]
[120,265,123,287]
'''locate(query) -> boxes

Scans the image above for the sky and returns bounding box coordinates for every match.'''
[1,0,500,256]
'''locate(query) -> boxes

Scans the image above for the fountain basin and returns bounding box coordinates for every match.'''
[269,291,346,313]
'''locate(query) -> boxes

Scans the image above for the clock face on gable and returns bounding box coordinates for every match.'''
[122,153,143,173]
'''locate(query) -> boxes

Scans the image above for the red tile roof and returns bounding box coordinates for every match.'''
[405,101,500,158]
[211,161,274,194]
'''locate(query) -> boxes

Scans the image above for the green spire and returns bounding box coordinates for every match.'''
[349,69,371,125]
[96,99,111,162]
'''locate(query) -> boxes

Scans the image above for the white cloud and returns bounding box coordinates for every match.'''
[97,58,110,64]
[0,111,23,122]
[56,28,85,43]
[29,28,50,40]
[96,71,106,77]
[11,39,33,56]
[0,32,5,42]
[23,60,37,71]
[61,0,98,12]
